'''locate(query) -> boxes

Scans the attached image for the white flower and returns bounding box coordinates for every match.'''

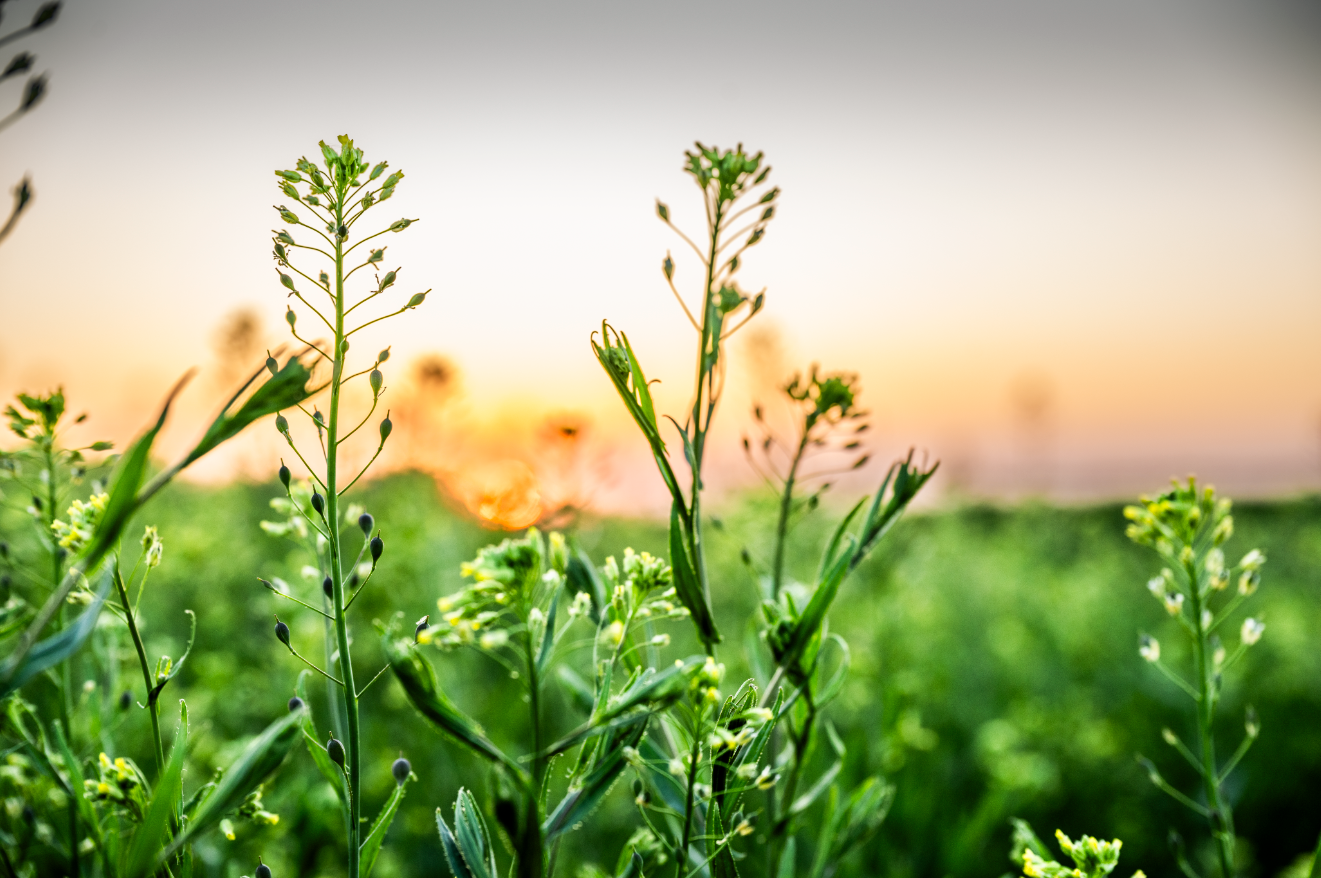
[1200,609,1212,631]
[650,634,671,647]
[300,565,321,581]
[1146,576,1166,598]
[1239,549,1266,571]
[1240,617,1265,646]
[1163,592,1184,617]
[601,620,625,647]
[479,630,509,650]
[568,590,593,618]
[668,758,686,777]
[735,763,758,780]
[1139,635,1161,663]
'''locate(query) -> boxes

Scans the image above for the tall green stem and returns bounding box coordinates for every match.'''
[523,622,545,878]
[328,194,362,878]
[676,724,703,878]
[114,572,165,773]
[771,435,809,600]
[1186,559,1235,878]
[44,445,78,878]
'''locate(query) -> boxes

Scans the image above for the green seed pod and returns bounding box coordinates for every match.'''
[279,272,295,291]
[370,161,387,181]
[369,369,383,395]
[0,541,8,559]
[327,736,345,769]
[662,253,674,280]
[349,570,360,588]
[266,354,279,375]
[336,224,348,240]
[276,230,295,245]
[377,347,391,364]
[414,614,429,641]
[256,861,272,878]
[273,243,287,262]
[276,170,303,183]
[278,463,291,488]
[379,270,396,291]
[285,307,296,328]
[319,271,329,287]
[391,756,411,785]
[656,200,670,222]
[119,690,131,710]
[368,248,384,264]
[287,696,304,712]
[370,536,384,564]
[275,414,289,434]
[358,512,374,535]
[379,415,393,443]
[406,292,427,308]
[275,205,299,224]
[311,492,325,515]
[389,218,413,232]
[280,181,299,200]
[274,618,290,647]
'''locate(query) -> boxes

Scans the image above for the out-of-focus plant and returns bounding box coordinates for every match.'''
[257,134,427,878]
[0,364,315,876]
[1125,479,1266,878]
[0,0,60,245]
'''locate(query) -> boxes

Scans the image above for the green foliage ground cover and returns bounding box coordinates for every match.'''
[11,473,1313,877]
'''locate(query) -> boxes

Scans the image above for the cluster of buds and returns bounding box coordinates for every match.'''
[140,525,163,569]
[1021,829,1143,878]
[596,549,689,651]
[1123,477,1234,554]
[691,656,725,705]
[424,529,566,649]
[83,753,149,821]
[50,492,108,553]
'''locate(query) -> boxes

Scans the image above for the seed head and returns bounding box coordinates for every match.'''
[287,696,304,712]
[256,861,272,878]
[278,464,291,488]
[370,369,383,396]
[391,756,411,785]
[358,513,374,536]
[327,736,345,769]
[371,536,384,563]
[379,414,393,443]
[311,492,325,515]
[274,618,290,648]
[322,576,334,599]
[275,414,289,435]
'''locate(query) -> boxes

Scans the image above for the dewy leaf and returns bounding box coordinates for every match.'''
[359,771,411,878]
[670,502,720,646]
[123,702,188,878]
[453,789,498,878]
[0,570,110,699]
[157,707,302,864]
[381,633,526,784]
[182,355,315,468]
[543,718,648,839]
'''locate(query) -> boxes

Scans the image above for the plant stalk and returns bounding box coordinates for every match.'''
[328,194,362,878]
[1187,558,1235,878]
[771,434,809,600]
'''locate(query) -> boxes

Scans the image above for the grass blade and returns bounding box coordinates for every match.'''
[123,701,188,878]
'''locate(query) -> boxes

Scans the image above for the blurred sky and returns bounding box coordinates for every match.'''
[1,0,1320,509]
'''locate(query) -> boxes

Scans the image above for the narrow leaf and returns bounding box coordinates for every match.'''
[359,774,410,877]
[124,702,188,878]
[0,570,110,699]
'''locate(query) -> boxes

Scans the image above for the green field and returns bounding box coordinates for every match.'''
[7,473,1316,877]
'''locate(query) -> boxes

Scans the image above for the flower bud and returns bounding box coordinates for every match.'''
[414,614,429,642]
[323,576,334,599]
[274,618,290,648]
[275,414,289,435]
[311,492,325,515]
[1240,617,1265,646]
[288,696,304,712]
[392,756,411,785]
[278,463,291,488]
[369,369,383,395]
[379,416,393,443]
[1139,634,1160,663]
[327,736,345,768]
[256,861,272,878]
[358,513,374,535]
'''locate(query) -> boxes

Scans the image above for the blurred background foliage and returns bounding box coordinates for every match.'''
[4,472,1318,877]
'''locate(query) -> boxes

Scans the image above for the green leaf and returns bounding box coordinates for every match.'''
[436,808,475,878]
[536,587,560,676]
[123,702,188,878]
[182,356,315,468]
[705,799,741,878]
[295,671,349,818]
[669,502,719,646]
[722,686,783,823]
[566,546,606,621]
[0,570,110,699]
[157,707,302,864]
[437,789,496,878]
[50,721,100,850]
[617,851,645,878]
[788,723,846,818]
[776,838,797,878]
[381,633,525,784]
[544,718,648,839]
[359,772,411,878]
[813,634,851,709]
